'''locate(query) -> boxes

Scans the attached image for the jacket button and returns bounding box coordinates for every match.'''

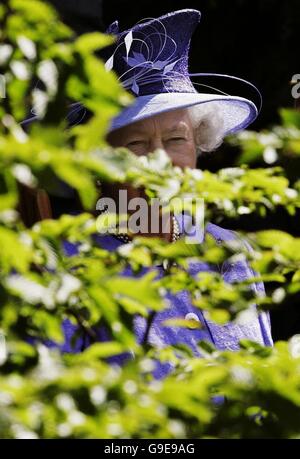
[185,313,201,329]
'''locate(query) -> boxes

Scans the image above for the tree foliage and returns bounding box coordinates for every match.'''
[1,0,300,439]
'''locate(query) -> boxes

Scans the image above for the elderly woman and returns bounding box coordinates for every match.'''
[93,10,273,375]
[21,9,272,378]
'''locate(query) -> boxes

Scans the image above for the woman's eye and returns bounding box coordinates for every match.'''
[127,140,146,147]
[167,137,186,142]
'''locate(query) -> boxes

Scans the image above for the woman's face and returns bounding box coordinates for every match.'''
[107,108,197,169]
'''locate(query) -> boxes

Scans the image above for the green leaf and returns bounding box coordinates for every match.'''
[106,271,165,313]
[77,342,126,360]
[162,318,203,329]
[74,33,114,55]
[280,108,300,129]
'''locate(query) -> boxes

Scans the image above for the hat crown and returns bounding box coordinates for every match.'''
[105,9,201,96]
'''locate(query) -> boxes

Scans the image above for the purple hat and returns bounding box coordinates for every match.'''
[21,9,260,138]
[105,9,260,135]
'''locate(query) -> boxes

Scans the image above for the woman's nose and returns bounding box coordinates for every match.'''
[149,137,164,151]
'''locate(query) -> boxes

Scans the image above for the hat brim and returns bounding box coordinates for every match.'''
[21,93,257,137]
[20,102,87,130]
[108,92,258,135]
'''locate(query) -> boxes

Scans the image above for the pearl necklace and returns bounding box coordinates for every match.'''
[98,207,181,244]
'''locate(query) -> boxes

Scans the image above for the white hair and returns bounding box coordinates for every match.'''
[188,102,225,155]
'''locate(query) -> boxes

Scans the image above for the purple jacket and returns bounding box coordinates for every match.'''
[50,216,273,379]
